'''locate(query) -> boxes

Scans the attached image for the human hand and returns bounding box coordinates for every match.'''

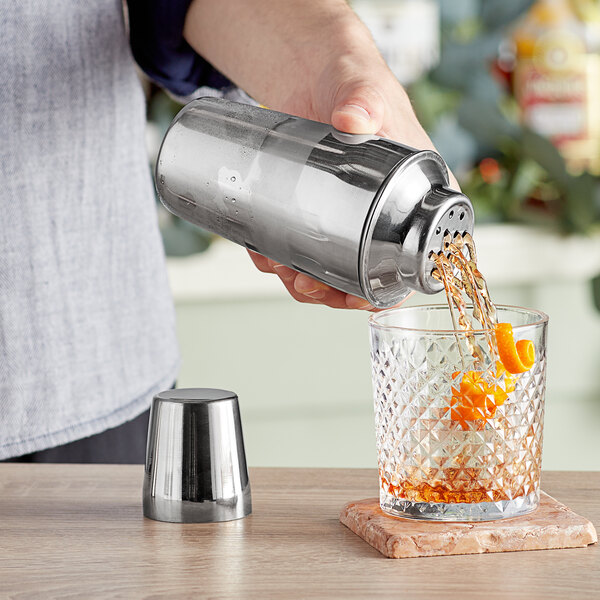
[184,0,457,309]
[245,28,454,310]
[247,251,381,310]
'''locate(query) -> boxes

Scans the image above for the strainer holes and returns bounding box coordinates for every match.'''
[449,210,454,219]
[435,226,441,235]
[459,211,465,221]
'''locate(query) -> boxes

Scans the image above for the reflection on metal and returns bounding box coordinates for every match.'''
[156,98,473,308]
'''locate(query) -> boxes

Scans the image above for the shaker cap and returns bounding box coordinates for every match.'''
[143,388,252,523]
[359,150,474,307]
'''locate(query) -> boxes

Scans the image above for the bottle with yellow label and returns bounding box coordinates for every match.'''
[512,0,600,174]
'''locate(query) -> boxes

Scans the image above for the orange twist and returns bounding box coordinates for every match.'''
[496,322,535,374]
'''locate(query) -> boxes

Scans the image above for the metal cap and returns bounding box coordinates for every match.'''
[399,185,474,294]
[359,150,474,307]
[143,388,252,523]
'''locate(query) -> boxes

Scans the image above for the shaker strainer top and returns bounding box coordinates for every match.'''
[359,149,474,308]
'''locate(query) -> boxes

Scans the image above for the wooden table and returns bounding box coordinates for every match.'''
[1,465,598,599]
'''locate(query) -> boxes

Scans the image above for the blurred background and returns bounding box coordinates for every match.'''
[144,0,600,470]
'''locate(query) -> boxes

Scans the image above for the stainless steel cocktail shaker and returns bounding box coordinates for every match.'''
[155,98,474,308]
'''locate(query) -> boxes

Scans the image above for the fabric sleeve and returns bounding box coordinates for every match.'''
[125,0,231,97]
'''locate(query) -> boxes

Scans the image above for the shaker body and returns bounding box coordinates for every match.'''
[156,98,473,308]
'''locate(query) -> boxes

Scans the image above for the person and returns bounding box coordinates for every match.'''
[0,0,450,463]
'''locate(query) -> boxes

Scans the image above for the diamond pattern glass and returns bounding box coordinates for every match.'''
[369,305,548,521]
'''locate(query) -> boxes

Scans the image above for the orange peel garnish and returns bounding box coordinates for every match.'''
[451,370,505,430]
[495,361,516,394]
[450,324,535,430]
[495,323,535,374]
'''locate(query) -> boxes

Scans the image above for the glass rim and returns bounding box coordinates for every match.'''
[368,304,549,334]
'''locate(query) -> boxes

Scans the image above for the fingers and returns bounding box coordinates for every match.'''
[292,272,329,300]
[270,263,296,282]
[292,273,349,308]
[247,250,377,310]
[290,272,374,310]
[271,272,322,306]
[330,84,385,135]
[345,294,373,310]
[247,249,274,273]
[266,259,412,312]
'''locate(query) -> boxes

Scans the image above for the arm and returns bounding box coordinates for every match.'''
[183,0,447,309]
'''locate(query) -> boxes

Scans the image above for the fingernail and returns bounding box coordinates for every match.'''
[272,263,295,281]
[347,298,372,310]
[304,289,326,299]
[336,104,371,123]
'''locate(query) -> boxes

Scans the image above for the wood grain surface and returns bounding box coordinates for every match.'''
[0,465,598,599]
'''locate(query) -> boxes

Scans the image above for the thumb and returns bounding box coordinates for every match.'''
[330,85,385,135]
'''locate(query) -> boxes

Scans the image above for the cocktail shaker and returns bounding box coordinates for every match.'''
[155,98,474,308]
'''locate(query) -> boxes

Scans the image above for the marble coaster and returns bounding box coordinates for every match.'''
[340,492,598,559]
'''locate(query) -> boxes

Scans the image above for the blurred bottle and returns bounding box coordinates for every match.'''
[352,0,440,85]
[512,0,600,174]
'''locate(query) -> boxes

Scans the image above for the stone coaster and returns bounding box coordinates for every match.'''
[340,492,598,559]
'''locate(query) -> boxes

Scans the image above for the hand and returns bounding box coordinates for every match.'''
[247,251,378,310]
[184,0,457,309]
[246,52,459,310]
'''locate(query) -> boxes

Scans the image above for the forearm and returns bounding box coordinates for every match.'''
[183,0,389,113]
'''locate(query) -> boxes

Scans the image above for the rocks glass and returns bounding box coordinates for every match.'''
[369,305,548,521]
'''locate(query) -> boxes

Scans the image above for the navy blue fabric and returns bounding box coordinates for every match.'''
[126,0,230,96]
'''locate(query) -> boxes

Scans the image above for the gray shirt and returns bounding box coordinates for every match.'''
[0,0,180,459]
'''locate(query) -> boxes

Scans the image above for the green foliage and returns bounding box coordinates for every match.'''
[479,0,537,28]
[410,0,600,236]
[409,78,460,132]
[593,273,600,312]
